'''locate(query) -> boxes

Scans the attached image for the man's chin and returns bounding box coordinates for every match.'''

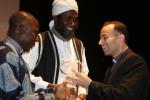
[23,46,32,53]
[65,34,75,40]
[23,49,30,53]
[61,35,73,41]
[65,37,72,40]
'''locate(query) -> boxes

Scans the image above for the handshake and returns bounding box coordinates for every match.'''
[35,82,77,100]
[34,69,91,100]
[54,82,77,100]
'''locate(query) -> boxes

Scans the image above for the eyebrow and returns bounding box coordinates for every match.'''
[100,33,106,37]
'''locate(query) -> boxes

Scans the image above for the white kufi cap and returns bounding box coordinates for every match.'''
[52,0,78,16]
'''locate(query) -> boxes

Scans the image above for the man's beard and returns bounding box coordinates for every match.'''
[62,32,75,40]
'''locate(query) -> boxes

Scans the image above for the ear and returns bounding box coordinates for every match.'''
[118,34,125,43]
[17,24,26,33]
[53,16,57,22]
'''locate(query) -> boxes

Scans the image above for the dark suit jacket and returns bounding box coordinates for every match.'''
[87,49,150,100]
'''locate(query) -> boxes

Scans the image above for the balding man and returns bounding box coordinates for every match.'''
[0,11,39,99]
[66,21,150,100]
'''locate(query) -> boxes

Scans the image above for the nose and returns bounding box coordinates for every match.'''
[70,17,78,25]
[98,39,102,45]
[71,21,75,26]
[70,20,77,27]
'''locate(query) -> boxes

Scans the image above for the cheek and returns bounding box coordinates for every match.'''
[109,40,118,50]
[22,34,35,46]
[107,38,115,45]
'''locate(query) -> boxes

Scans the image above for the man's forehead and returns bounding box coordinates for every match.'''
[101,24,115,32]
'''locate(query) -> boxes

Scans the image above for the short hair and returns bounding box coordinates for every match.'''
[8,11,28,34]
[8,11,39,36]
[103,21,128,43]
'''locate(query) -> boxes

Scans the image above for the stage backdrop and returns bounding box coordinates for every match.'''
[0,0,19,40]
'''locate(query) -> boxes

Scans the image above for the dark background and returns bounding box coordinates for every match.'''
[20,0,150,87]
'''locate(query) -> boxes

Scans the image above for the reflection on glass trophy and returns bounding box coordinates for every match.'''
[60,59,82,96]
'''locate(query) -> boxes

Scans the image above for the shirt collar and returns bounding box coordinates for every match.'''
[5,36,23,55]
[112,47,129,63]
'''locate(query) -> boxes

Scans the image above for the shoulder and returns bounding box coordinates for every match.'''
[73,37,82,43]
[38,30,52,43]
[0,42,19,65]
[0,42,10,59]
[73,37,84,47]
[126,49,145,63]
[123,49,148,70]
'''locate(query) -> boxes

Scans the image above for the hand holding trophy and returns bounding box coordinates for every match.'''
[58,59,82,100]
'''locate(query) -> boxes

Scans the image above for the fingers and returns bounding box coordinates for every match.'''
[65,72,83,83]
[65,75,76,83]
[62,81,68,86]
[34,88,46,93]
[47,83,58,88]
[65,72,92,88]
[65,75,82,86]
[71,69,83,77]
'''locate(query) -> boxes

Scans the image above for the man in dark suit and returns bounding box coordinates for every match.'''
[66,21,150,100]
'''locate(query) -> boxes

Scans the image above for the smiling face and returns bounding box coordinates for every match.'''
[54,10,78,40]
[98,24,121,57]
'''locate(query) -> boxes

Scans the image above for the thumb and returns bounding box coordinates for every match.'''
[62,81,68,86]
[71,69,78,74]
